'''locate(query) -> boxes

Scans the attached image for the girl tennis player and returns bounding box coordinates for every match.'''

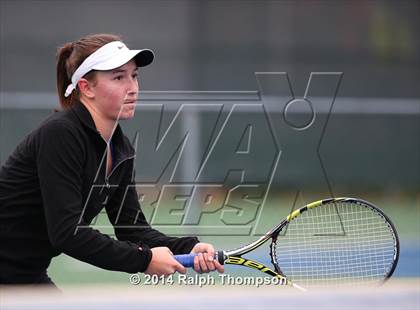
[0,33,223,286]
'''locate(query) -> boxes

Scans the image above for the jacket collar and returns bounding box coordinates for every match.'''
[71,99,99,133]
[71,99,135,160]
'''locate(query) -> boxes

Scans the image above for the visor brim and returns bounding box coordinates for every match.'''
[92,49,154,71]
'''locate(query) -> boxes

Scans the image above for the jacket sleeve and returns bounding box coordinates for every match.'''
[105,160,199,255]
[36,120,152,273]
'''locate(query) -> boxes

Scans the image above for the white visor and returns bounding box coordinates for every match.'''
[64,41,154,97]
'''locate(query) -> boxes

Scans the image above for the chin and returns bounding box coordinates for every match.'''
[118,111,135,120]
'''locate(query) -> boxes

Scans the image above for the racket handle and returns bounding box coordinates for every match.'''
[174,254,197,267]
[174,251,226,268]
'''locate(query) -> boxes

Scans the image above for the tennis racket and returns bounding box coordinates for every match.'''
[174,197,399,290]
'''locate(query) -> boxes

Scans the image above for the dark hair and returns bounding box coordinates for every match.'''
[56,33,122,109]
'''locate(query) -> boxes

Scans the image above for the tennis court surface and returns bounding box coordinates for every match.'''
[1,279,419,310]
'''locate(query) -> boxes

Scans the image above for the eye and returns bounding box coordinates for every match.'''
[132,73,138,79]
[114,75,124,81]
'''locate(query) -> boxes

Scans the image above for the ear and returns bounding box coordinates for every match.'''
[78,78,95,99]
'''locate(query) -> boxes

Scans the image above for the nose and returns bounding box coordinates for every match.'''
[127,75,139,97]
[129,72,139,89]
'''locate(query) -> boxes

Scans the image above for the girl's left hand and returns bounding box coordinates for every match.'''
[190,243,224,274]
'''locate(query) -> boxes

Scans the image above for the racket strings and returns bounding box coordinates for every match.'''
[274,201,398,287]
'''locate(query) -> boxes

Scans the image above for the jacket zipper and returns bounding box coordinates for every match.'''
[104,155,135,188]
[98,133,134,190]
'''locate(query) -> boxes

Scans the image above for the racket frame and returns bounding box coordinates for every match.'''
[218,197,400,288]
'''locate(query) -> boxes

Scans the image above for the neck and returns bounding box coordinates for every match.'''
[79,98,114,142]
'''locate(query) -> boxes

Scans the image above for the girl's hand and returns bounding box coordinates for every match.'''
[190,243,224,274]
[145,247,186,276]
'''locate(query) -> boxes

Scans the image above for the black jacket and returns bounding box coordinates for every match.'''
[0,100,198,283]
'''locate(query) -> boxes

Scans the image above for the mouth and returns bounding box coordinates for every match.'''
[124,100,137,105]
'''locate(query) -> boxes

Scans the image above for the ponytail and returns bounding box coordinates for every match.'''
[55,33,122,110]
[56,42,74,109]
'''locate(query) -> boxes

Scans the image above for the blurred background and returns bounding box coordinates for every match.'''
[0,0,418,297]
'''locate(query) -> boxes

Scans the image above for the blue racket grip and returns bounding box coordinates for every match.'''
[174,254,197,267]
[174,251,226,268]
